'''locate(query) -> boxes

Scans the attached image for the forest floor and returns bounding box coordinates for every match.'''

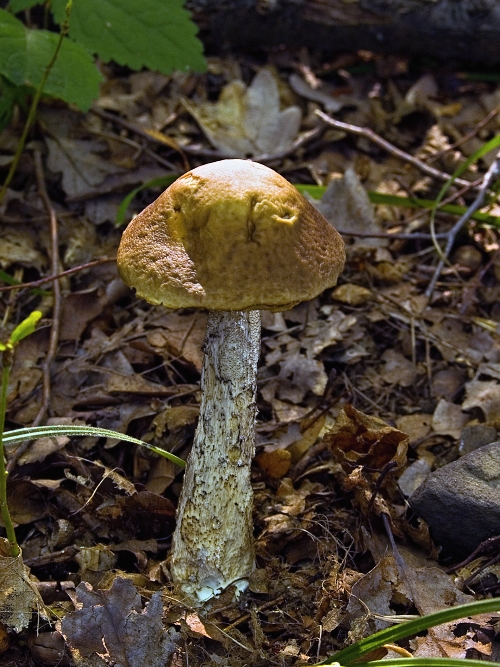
[0,47,500,666]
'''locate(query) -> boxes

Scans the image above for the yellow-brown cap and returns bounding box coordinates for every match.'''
[117,159,345,311]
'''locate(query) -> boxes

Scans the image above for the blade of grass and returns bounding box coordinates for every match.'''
[0,269,50,296]
[322,598,500,665]
[351,659,500,667]
[294,185,500,226]
[429,133,500,259]
[3,425,185,467]
[115,175,177,226]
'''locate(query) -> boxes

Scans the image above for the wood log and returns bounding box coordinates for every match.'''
[188,0,500,64]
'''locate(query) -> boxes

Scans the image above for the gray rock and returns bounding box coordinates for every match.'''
[459,424,498,456]
[409,442,500,557]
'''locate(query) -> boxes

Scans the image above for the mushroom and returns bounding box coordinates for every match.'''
[117,159,345,603]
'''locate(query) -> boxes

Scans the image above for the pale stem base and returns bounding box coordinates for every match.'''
[170,309,261,603]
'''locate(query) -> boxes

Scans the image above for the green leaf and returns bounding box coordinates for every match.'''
[3,424,186,467]
[10,0,44,11]
[9,310,42,344]
[433,133,500,211]
[321,598,500,666]
[0,269,19,287]
[0,10,26,87]
[51,0,206,74]
[0,76,24,132]
[0,8,102,111]
[115,175,178,226]
[0,268,49,296]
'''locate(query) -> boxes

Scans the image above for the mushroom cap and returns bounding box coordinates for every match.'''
[117,159,345,311]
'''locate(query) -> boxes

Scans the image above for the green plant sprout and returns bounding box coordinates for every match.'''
[0,310,185,557]
[0,310,42,556]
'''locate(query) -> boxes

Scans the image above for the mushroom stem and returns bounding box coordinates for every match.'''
[170,309,261,603]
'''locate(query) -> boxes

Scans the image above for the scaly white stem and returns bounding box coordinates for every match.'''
[170,309,261,603]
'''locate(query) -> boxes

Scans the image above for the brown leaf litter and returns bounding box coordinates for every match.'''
[1,48,500,666]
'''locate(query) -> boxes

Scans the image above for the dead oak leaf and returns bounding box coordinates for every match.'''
[60,577,179,667]
[303,309,357,356]
[184,69,301,157]
[46,138,124,200]
[307,167,387,249]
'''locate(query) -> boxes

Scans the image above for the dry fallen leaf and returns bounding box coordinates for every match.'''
[1,480,46,525]
[289,73,358,113]
[147,311,207,371]
[462,379,500,421]
[60,577,180,667]
[380,349,419,388]
[346,530,474,642]
[184,68,302,157]
[0,227,47,270]
[325,404,409,472]
[395,414,432,445]
[46,137,124,199]
[432,399,469,439]
[332,283,373,306]
[307,167,387,248]
[256,448,292,479]
[0,539,46,633]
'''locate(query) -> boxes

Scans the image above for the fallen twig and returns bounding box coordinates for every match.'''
[335,229,447,240]
[0,257,116,293]
[315,109,476,190]
[90,106,191,171]
[7,152,63,471]
[92,105,325,167]
[425,149,500,298]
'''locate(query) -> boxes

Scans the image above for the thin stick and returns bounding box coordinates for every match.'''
[90,106,190,171]
[7,152,63,471]
[0,257,116,293]
[425,149,500,298]
[315,110,475,190]
[91,105,325,166]
[335,229,447,240]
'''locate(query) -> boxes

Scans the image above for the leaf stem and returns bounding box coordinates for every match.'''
[0,0,73,205]
[0,350,20,557]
